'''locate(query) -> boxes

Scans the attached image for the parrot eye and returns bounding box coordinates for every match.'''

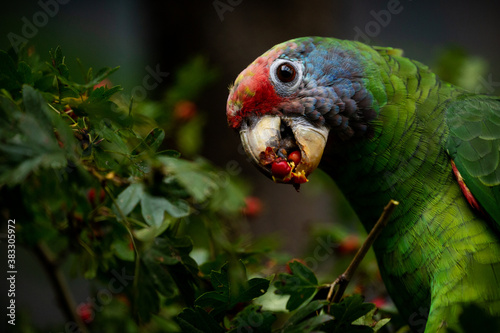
[270,59,302,96]
[276,63,296,82]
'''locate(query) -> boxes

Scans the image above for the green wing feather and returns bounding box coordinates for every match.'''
[445,94,500,224]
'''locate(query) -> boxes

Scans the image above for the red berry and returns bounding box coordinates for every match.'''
[287,150,301,165]
[174,100,197,121]
[93,78,112,90]
[87,188,96,204]
[337,234,361,255]
[77,302,93,324]
[242,196,263,218]
[370,296,387,308]
[87,188,105,206]
[271,161,292,179]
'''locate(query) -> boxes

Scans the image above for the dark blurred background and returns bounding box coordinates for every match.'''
[1,0,500,329]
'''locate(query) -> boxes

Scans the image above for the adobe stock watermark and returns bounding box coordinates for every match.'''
[124,64,170,104]
[408,306,429,333]
[474,73,500,94]
[7,0,71,54]
[109,62,169,115]
[353,0,411,45]
[213,0,244,22]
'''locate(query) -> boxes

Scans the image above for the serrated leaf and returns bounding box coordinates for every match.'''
[238,278,270,304]
[131,128,165,155]
[88,85,122,103]
[159,156,218,202]
[0,86,68,185]
[98,124,131,156]
[328,294,375,324]
[228,304,276,333]
[284,300,328,327]
[143,128,165,153]
[133,217,173,242]
[177,307,225,333]
[195,262,270,320]
[142,250,177,297]
[320,295,378,333]
[85,66,119,89]
[143,237,198,304]
[140,192,189,227]
[274,261,319,311]
[114,182,144,217]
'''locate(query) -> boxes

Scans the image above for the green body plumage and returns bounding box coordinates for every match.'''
[324,44,500,332]
[227,37,500,332]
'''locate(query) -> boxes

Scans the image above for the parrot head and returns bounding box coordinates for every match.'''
[226,37,379,187]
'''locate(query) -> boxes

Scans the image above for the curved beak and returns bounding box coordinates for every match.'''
[239,115,329,185]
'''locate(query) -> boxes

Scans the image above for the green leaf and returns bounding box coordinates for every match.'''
[87,85,123,103]
[177,307,225,333]
[132,128,165,155]
[112,238,135,261]
[49,46,71,80]
[351,307,390,332]
[144,128,165,152]
[140,193,168,227]
[142,250,177,298]
[140,192,189,227]
[142,236,199,304]
[320,295,378,333]
[239,278,271,305]
[195,262,270,320]
[228,304,276,333]
[135,264,161,323]
[97,124,131,156]
[114,182,144,217]
[274,261,319,311]
[0,86,67,185]
[328,295,375,325]
[283,300,328,328]
[85,66,120,89]
[133,216,173,242]
[159,156,218,202]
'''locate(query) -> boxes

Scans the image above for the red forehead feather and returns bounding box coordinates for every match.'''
[227,52,286,129]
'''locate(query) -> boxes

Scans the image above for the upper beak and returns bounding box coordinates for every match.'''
[239,115,330,184]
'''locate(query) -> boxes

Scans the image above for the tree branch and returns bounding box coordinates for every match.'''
[35,242,89,333]
[327,199,399,304]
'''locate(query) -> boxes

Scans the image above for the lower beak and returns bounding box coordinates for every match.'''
[239,115,329,184]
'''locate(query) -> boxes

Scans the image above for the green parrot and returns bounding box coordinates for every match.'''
[226,37,500,332]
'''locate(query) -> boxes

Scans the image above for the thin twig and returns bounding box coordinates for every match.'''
[35,242,90,333]
[327,199,399,305]
[104,185,141,316]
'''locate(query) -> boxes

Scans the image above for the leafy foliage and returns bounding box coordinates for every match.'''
[0,46,391,332]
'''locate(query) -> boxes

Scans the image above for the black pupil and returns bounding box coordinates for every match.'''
[277,63,296,83]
